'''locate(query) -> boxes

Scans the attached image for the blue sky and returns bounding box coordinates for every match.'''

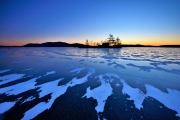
[0,0,180,46]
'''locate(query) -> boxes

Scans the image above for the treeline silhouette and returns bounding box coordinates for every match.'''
[83,34,121,48]
[0,34,179,48]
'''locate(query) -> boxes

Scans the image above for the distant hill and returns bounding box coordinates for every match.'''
[23,42,84,47]
[0,42,180,48]
[160,45,180,48]
[121,44,146,47]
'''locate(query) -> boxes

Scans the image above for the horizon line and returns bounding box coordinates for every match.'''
[0,41,180,47]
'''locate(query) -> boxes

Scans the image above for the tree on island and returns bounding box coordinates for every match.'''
[115,37,121,45]
[85,39,89,45]
[107,34,121,46]
[84,34,122,47]
[107,34,115,46]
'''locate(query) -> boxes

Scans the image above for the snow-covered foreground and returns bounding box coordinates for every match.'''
[0,47,180,120]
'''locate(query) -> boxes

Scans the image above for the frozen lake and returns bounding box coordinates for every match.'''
[0,47,180,120]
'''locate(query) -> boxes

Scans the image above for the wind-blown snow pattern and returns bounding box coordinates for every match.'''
[70,68,85,73]
[0,69,11,73]
[0,102,16,114]
[121,79,146,110]
[22,67,95,120]
[146,85,180,117]
[0,73,25,85]
[22,68,33,71]
[0,77,41,95]
[0,47,180,120]
[82,73,116,113]
[44,71,56,76]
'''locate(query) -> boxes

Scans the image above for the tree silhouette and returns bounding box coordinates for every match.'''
[93,42,96,46]
[115,37,121,45]
[84,34,122,47]
[90,41,93,46]
[85,39,89,45]
[107,34,115,45]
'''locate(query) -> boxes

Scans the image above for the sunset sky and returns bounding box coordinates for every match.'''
[0,0,180,46]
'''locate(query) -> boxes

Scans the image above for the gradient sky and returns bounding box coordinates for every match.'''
[0,0,180,46]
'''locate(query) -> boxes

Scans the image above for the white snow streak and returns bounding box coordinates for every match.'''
[0,69,11,73]
[0,74,25,85]
[0,102,16,114]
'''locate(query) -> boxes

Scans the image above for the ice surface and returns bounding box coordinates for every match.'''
[79,59,85,62]
[64,57,72,60]
[0,74,25,85]
[100,61,105,63]
[146,85,180,117]
[0,69,11,73]
[0,102,16,114]
[0,47,180,119]
[127,63,180,75]
[114,64,126,69]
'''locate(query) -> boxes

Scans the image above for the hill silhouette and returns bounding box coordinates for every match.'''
[22,42,180,48]
[23,42,84,47]
[0,41,180,48]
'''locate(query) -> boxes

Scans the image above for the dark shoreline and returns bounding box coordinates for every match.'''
[0,41,180,48]
[1,45,180,48]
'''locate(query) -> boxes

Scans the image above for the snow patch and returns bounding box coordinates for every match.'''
[146,84,180,117]
[22,96,36,104]
[0,102,16,114]
[44,71,56,76]
[22,67,95,120]
[38,79,63,98]
[22,68,33,71]
[115,83,120,87]
[0,69,11,73]
[121,79,146,110]
[0,77,40,95]
[70,68,85,74]
[0,74,25,85]
[82,73,119,114]
[23,102,50,120]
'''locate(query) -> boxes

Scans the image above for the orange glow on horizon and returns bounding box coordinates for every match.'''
[0,37,180,46]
